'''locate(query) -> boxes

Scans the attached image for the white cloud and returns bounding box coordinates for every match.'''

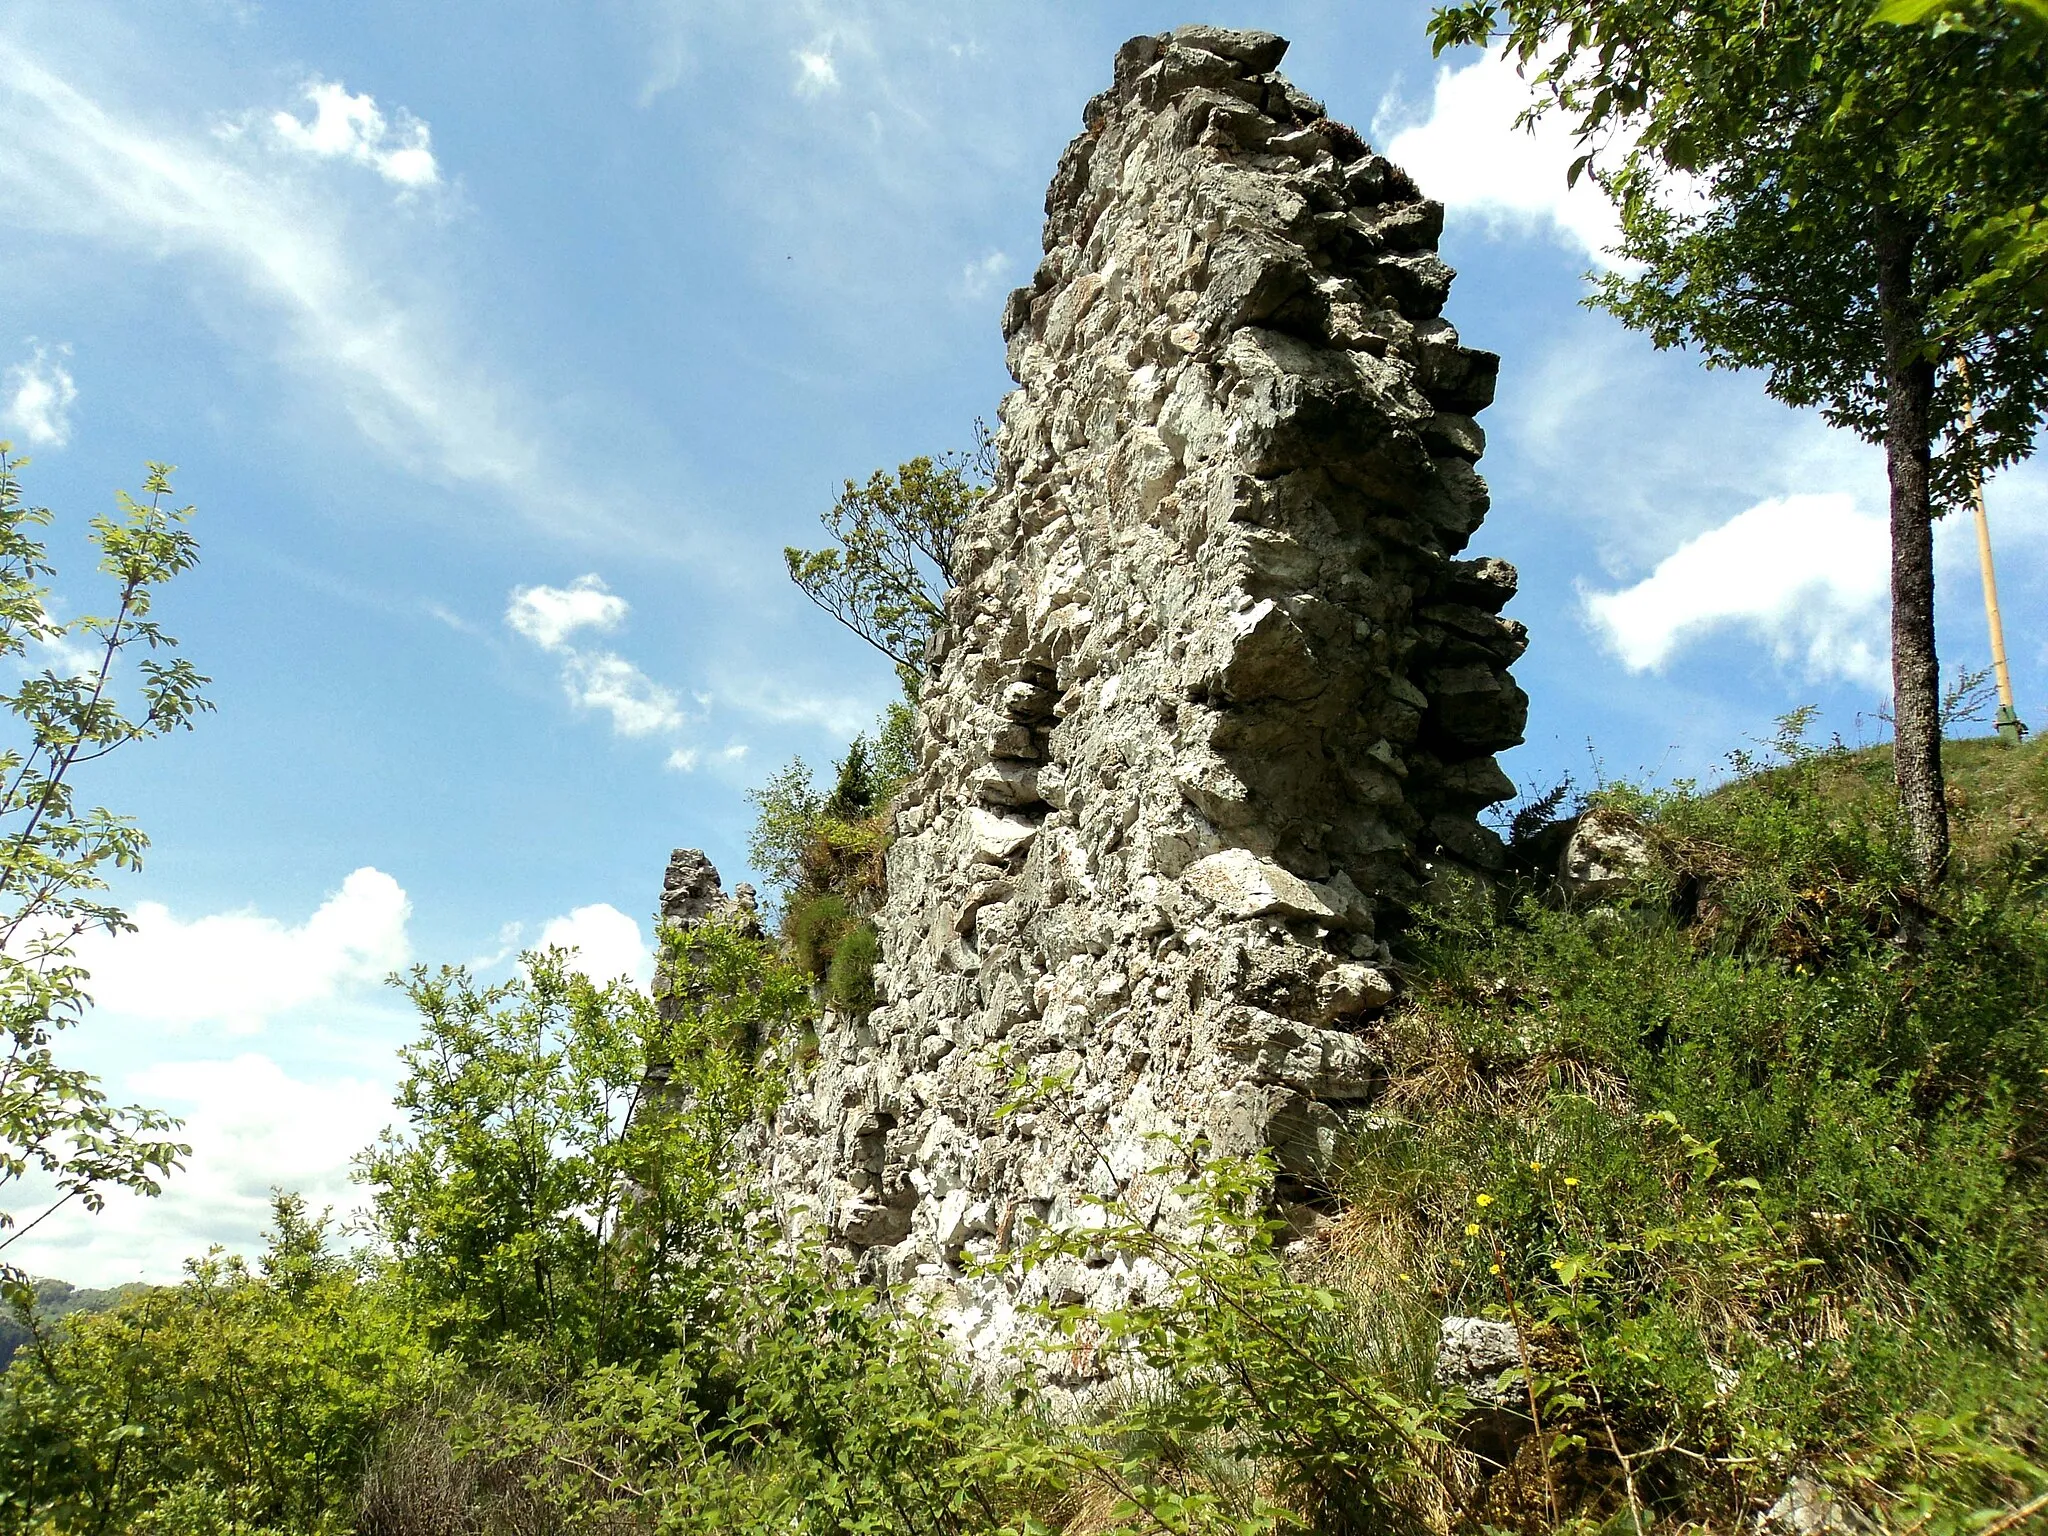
[505,574,629,652]
[69,867,413,1035]
[0,44,615,534]
[720,676,876,737]
[1583,493,1891,687]
[958,248,1010,300]
[4,1053,393,1286]
[503,574,688,737]
[794,46,840,97]
[270,78,438,189]
[536,903,652,987]
[560,649,687,736]
[667,740,748,772]
[1380,50,1623,266]
[2,343,78,447]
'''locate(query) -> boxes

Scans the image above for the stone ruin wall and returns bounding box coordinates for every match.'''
[689,26,1528,1363]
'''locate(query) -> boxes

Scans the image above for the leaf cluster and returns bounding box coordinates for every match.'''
[1428,0,2048,502]
[784,452,982,677]
[358,928,806,1379]
[0,448,211,1280]
[0,1195,430,1535]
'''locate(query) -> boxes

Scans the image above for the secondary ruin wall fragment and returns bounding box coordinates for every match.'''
[742,25,1527,1364]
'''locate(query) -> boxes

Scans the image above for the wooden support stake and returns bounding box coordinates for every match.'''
[1958,359,2026,745]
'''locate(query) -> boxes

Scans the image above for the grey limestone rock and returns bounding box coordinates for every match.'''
[742,27,1527,1370]
[1558,808,1654,900]
[1760,1477,1866,1536]
[1435,1315,1524,1411]
[1436,1315,1532,1466]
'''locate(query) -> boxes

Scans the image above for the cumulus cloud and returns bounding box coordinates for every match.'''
[559,650,687,736]
[536,903,652,987]
[1583,493,1891,687]
[2,344,78,447]
[4,1053,393,1286]
[794,45,840,97]
[505,575,689,738]
[505,574,629,652]
[68,867,412,1035]
[1380,50,1622,266]
[270,79,438,188]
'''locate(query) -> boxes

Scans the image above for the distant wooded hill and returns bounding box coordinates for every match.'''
[0,1280,153,1369]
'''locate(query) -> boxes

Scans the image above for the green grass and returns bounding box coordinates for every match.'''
[1315,727,2048,1530]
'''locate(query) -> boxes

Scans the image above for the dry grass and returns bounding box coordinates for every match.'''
[355,1393,558,1536]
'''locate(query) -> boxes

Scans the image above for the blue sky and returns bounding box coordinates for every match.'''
[3,0,2042,1283]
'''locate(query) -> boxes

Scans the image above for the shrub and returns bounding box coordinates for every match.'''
[823,921,879,1017]
[7,723,2044,1535]
[0,1195,428,1535]
[361,930,806,1379]
[784,891,852,980]
[1340,729,2048,1528]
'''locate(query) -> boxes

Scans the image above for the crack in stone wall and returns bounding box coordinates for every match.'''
[706,24,1527,1368]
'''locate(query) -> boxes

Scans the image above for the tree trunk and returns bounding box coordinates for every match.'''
[1874,213,1949,887]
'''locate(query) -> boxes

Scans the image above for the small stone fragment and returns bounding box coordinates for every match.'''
[1558,808,1653,899]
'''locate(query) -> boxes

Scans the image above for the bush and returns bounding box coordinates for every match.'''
[7,723,2044,1535]
[823,921,879,1017]
[361,932,806,1379]
[0,1195,428,1535]
[746,722,913,918]
[1335,728,2048,1528]
[784,891,852,980]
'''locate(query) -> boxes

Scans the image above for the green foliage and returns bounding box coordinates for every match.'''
[0,1194,428,1535]
[357,1257,1066,1536]
[744,757,822,896]
[1425,0,2048,881]
[1354,729,2048,1526]
[359,927,805,1378]
[6,719,2046,1533]
[1425,0,2048,488]
[1011,1148,1453,1535]
[822,921,878,1018]
[0,1277,150,1370]
[874,697,918,789]
[0,446,211,1279]
[823,735,880,820]
[783,452,981,678]
[746,720,913,914]
[784,891,852,979]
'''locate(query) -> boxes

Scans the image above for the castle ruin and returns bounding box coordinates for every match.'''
[680,25,1525,1366]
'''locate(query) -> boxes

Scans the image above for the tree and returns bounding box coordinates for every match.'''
[1428,0,2048,883]
[360,932,807,1376]
[783,447,986,687]
[0,448,210,1278]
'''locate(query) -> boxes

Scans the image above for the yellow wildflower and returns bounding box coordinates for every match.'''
[1464,1222,1481,1237]
[1475,1193,1494,1208]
